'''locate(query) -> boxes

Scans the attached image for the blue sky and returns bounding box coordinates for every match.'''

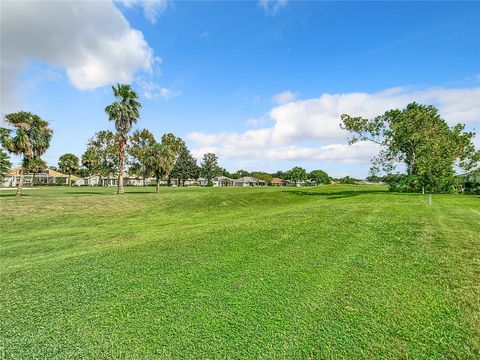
[2,0,480,177]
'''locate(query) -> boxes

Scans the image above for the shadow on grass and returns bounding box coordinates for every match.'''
[0,193,31,197]
[283,189,389,200]
[64,190,158,195]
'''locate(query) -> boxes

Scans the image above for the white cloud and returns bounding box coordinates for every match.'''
[120,0,168,24]
[187,86,480,165]
[272,90,297,105]
[1,0,157,112]
[138,80,181,100]
[258,0,288,16]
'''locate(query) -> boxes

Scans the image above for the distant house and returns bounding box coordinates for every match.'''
[2,168,78,187]
[270,177,285,186]
[234,176,266,187]
[76,175,117,186]
[196,177,208,186]
[76,174,156,186]
[183,179,196,186]
[76,175,101,186]
[213,176,234,187]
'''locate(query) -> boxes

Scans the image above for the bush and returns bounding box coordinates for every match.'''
[339,176,357,185]
[383,173,459,193]
[464,180,480,195]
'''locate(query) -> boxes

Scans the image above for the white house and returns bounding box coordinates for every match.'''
[2,168,78,187]
[213,176,234,187]
[196,177,208,186]
[233,176,266,187]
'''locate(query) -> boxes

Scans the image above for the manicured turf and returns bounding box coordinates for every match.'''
[1,185,479,358]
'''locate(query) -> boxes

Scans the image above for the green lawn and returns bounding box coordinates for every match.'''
[1,185,479,359]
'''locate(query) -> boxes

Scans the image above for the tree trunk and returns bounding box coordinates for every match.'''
[117,140,125,194]
[156,177,160,193]
[16,168,24,196]
[68,174,72,187]
[32,172,35,187]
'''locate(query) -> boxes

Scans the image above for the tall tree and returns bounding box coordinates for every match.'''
[23,157,46,186]
[105,84,141,194]
[128,129,155,185]
[0,112,53,196]
[341,102,479,192]
[200,153,220,186]
[0,147,12,180]
[58,153,79,186]
[170,142,199,186]
[81,145,100,176]
[286,166,307,186]
[87,130,119,185]
[308,170,330,185]
[144,133,182,193]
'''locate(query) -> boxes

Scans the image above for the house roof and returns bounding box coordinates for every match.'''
[8,167,79,180]
[236,176,264,183]
[271,177,284,183]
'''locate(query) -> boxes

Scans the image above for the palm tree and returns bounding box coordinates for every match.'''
[81,146,100,174]
[58,153,79,186]
[0,112,53,196]
[105,84,141,194]
[144,134,182,193]
[145,143,174,193]
[23,157,47,186]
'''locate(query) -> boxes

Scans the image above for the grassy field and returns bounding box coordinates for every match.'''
[1,185,479,359]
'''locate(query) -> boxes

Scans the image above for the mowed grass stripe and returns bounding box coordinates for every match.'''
[0,185,478,358]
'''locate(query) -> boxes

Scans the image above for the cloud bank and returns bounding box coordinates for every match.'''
[119,0,168,24]
[1,0,160,112]
[188,86,480,166]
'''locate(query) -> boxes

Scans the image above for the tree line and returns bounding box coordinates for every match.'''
[1,84,478,196]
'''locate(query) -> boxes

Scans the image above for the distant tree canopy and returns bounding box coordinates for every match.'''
[200,153,220,185]
[233,169,250,179]
[170,142,199,186]
[285,166,307,184]
[86,130,119,179]
[271,170,286,179]
[339,176,357,185]
[366,174,384,182]
[81,146,100,175]
[219,167,233,178]
[0,147,11,180]
[308,170,330,185]
[341,102,479,192]
[58,153,80,186]
[128,128,156,183]
[252,172,273,183]
[144,133,183,193]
